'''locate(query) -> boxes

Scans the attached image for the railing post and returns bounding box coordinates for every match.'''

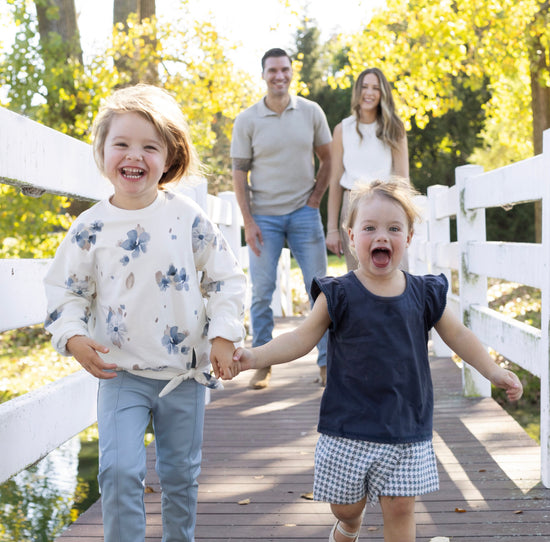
[540,129,550,487]
[455,165,491,397]
[427,184,453,357]
[218,192,243,262]
[409,194,429,275]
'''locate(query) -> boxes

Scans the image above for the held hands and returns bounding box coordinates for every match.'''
[66,335,117,379]
[212,345,257,380]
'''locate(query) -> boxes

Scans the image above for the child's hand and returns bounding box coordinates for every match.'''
[66,335,117,379]
[228,347,258,378]
[210,337,237,380]
[492,368,523,402]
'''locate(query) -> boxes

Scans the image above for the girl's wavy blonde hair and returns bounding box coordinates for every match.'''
[92,84,200,187]
[351,67,405,150]
[344,178,421,234]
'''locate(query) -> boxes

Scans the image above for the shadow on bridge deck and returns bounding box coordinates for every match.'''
[57,317,550,541]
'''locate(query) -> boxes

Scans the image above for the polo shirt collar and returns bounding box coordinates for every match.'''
[259,95,298,116]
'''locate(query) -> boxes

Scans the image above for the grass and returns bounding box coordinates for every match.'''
[0,325,80,404]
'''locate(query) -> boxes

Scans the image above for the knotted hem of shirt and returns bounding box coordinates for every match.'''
[159,368,224,397]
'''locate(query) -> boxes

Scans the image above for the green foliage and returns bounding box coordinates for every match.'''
[0,185,73,258]
[408,78,490,192]
[0,325,78,403]
[0,1,263,254]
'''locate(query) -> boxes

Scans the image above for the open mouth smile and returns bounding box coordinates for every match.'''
[372,247,392,268]
[121,167,145,180]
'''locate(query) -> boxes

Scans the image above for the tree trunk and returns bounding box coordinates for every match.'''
[113,0,158,85]
[34,0,83,124]
[529,6,550,243]
[35,0,82,64]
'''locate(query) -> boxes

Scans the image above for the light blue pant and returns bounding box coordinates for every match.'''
[249,205,327,367]
[97,372,205,542]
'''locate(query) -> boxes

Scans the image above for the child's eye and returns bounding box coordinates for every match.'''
[145,145,160,152]
[389,226,401,232]
[364,225,375,231]
[114,142,128,148]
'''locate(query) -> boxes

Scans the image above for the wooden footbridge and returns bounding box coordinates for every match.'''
[56,317,550,541]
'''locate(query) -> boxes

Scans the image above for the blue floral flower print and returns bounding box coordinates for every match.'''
[65,274,91,297]
[45,309,62,327]
[200,272,223,297]
[119,225,150,259]
[162,325,189,354]
[120,255,130,266]
[82,306,91,324]
[192,215,217,253]
[155,271,171,291]
[106,305,128,348]
[156,265,190,292]
[71,221,103,251]
[90,220,103,232]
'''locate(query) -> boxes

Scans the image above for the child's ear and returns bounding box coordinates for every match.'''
[348,227,355,247]
[406,230,413,247]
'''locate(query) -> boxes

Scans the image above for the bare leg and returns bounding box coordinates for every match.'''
[379,496,416,542]
[330,498,366,541]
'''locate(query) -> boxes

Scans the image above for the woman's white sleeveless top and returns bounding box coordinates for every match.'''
[339,115,393,190]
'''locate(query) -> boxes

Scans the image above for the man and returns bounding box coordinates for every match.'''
[231,48,332,389]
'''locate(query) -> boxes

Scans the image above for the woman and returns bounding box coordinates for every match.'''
[326,67,409,270]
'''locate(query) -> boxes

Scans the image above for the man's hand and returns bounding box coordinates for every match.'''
[244,220,263,257]
[66,335,117,379]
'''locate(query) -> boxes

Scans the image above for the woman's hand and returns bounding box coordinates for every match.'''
[326,230,343,256]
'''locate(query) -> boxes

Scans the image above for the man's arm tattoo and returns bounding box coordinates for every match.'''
[233,158,252,172]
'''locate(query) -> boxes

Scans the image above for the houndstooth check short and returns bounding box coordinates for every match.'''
[313,434,439,505]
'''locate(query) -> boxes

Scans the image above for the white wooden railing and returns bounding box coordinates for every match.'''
[0,106,291,484]
[408,129,550,487]
[2,105,549,488]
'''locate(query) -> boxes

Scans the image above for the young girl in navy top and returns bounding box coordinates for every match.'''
[224,179,523,542]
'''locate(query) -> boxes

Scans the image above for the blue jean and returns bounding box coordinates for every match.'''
[249,205,327,367]
[97,372,205,542]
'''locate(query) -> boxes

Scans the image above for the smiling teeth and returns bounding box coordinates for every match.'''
[122,167,144,178]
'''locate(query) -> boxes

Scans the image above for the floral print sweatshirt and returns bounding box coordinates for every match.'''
[44,190,246,395]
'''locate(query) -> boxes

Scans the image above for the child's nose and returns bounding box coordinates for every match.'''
[126,151,143,161]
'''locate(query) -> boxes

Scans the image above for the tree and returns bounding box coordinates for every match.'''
[113,0,158,85]
[338,0,547,156]
[337,0,548,238]
[0,1,261,257]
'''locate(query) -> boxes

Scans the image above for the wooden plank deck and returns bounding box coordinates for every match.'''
[57,317,550,541]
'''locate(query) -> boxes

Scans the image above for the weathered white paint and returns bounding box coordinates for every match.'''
[2,105,549,486]
[0,259,51,332]
[0,371,98,484]
[0,107,112,201]
[0,106,291,483]
[456,165,493,398]
[467,242,543,287]
[409,130,550,486]
[469,305,542,378]
[538,130,550,486]
[464,154,544,209]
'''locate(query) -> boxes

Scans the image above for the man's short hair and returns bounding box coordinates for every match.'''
[261,48,292,70]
